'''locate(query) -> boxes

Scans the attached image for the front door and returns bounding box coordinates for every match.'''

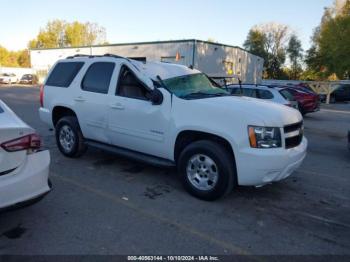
[108,65,171,158]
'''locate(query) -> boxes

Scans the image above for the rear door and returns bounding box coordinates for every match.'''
[73,61,116,143]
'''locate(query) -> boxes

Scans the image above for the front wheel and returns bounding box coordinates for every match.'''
[178,140,236,201]
[55,116,87,158]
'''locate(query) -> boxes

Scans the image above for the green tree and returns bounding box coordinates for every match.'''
[306,0,350,79]
[29,20,66,48]
[243,29,268,63]
[29,20,107,49]
[287,34,303,79]
[0,45,19,67]
[17,49,30,67]
[0,45,9,66]
[243,22,292,79]
[65,22,106,47]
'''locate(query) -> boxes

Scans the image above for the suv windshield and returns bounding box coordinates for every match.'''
[162,73,230,99]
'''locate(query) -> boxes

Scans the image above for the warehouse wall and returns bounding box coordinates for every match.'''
[30,40,263,84]
[91,42,194,66]
[194,41,263,84]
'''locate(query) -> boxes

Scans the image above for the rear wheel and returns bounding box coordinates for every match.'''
[55,116,87,158]
[178,140,236,201]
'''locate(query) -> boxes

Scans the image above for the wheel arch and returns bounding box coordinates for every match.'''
[174,130,236,166]
[52,106,78,127]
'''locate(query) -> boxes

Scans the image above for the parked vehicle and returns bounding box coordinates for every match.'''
[319,84,350,103]
[39,54,307,200]
[228,84,299,110]
[0,73,18,84]
[0,100,51,211]
[19,74,39,85]
[282,87,320,115]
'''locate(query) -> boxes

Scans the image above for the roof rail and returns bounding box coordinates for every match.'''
[65,53,141,71]
[103,53,125,59]
[66,53,128,60]
[66,54,97,59]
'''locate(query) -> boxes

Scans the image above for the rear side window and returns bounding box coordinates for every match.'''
[81,62,115,94]
[280,89,294,101]
[257,89,274,99]
[0,106,3,113]
[242,88,257,98]
[46,62,84,87]
[230,88,241,95]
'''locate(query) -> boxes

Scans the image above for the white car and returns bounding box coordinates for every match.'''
[228,84,299,109]
[0,73,18,84]
[0,100,51,210]
[39,54,307,200]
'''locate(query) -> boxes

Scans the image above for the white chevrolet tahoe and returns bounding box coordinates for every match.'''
[39,54,307,200]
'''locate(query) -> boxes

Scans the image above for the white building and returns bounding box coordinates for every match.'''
[30,39,264,84]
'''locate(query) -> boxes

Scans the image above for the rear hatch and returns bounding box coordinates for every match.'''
[0,100,34,175]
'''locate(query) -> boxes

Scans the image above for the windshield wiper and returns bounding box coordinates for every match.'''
[181,92,229,99]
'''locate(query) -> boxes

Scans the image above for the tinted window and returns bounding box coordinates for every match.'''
[257,89,274,99]
[0,106,3,113]
[230,88,241,95]
[116,66,150,100]
[82,62,115,94]
[280,89,295,101]
[337,84,350,91]
[242,88,257,98]
[46,62,84,87]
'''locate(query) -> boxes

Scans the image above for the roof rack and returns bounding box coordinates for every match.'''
[66,53,128,60]
[64,53,142,72]
[66,54,95,59]
[103,53,125,59]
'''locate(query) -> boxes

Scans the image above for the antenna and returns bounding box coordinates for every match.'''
[238,78,243,96]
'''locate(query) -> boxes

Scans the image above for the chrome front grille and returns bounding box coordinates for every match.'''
[284,121,303,149]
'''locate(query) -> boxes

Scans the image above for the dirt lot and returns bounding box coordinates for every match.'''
[0,85,349,255]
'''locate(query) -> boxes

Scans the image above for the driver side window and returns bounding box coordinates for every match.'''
[116,66,150,100]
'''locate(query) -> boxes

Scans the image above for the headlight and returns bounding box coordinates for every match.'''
[248,126,282,148]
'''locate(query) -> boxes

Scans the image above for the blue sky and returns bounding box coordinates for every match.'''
[0,0,332,51]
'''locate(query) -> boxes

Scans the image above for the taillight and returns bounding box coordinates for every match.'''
[1,134,41,153]
[40,84,44,107]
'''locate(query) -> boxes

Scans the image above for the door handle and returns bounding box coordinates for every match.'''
[110,103,124,110]
[74,96,86,102]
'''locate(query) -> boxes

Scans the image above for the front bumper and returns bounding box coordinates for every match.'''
[0,150,51,209]
[236,137,307,186]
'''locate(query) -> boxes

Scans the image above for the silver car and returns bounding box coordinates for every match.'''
[228,84,299,110]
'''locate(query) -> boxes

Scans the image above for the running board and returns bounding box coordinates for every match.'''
[86,140,175,168]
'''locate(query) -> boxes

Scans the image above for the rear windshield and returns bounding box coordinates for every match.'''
[46,62,84,87]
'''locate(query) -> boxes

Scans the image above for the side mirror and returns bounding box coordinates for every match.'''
[150,89,163,105]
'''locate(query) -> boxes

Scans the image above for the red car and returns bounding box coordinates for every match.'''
[284,87,320,115]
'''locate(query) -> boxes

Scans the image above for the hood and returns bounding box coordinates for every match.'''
[189,96,302,127]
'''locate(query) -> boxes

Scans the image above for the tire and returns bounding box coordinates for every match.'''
[55,116,87,158]
[178,140,236,201]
